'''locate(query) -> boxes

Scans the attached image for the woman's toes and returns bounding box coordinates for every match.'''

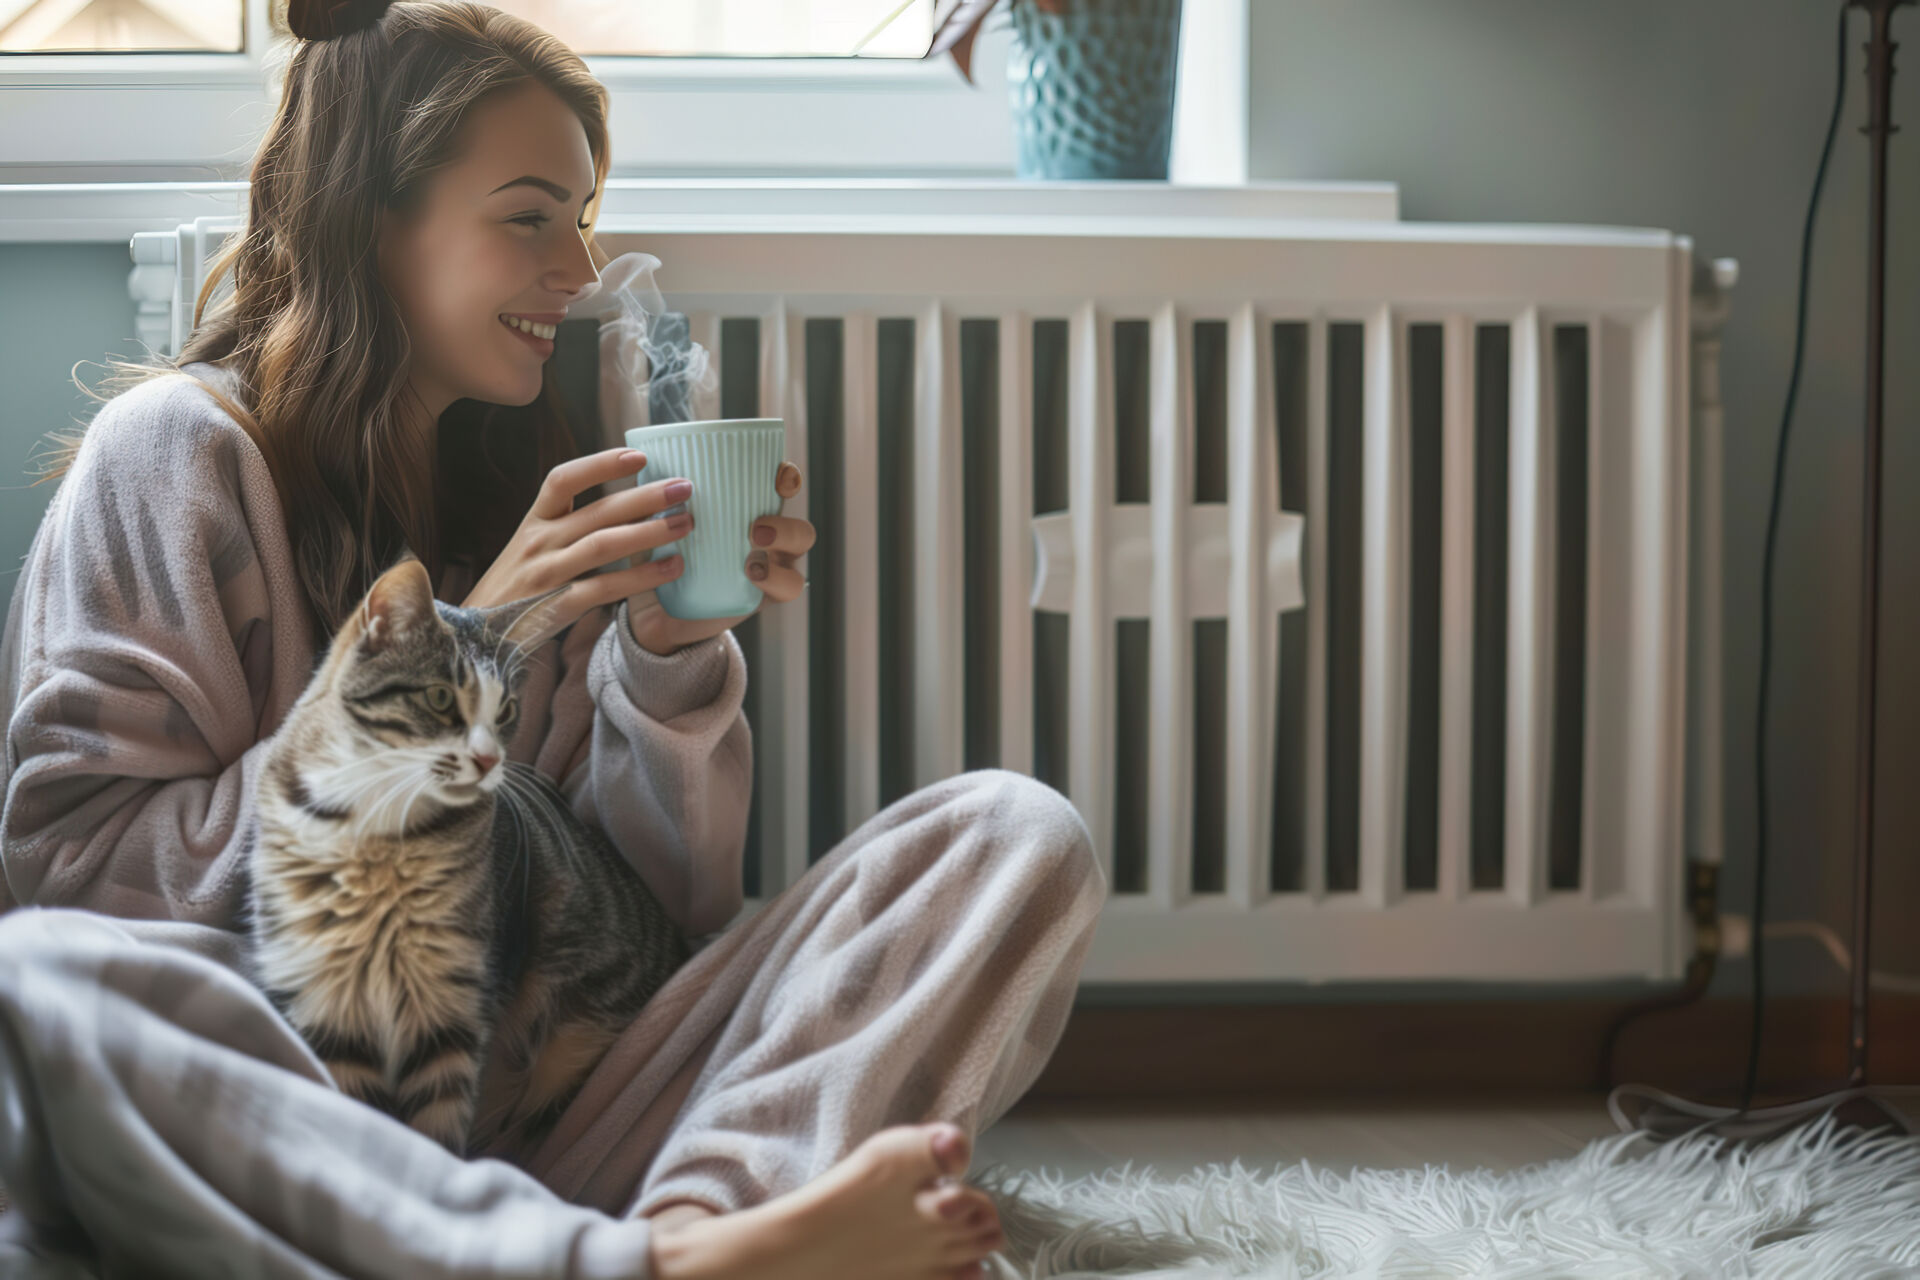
[940,1243,998,1274]
[927,1122,970,1176]
[956,1206,1002,1248]
[966,1205,1000,1236]
[851,1122,959,1189]
[942,1216,1002,1257]
[960,1197,998,1236]
[919,1183,963,1222]
[918,1183,995,1226]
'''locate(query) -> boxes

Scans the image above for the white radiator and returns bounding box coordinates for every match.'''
[132,185,1730,987]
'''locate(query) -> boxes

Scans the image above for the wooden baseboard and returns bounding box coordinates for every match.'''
[1028,994,1920,1100]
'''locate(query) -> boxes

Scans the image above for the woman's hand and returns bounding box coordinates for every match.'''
[625,462,812,657]
[458,447,694,634]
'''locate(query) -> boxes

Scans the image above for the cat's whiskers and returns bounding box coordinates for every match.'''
[345,763,426,833]
[339,757,441,842]
[318,749,416,798]
[498,765,585,883]
[394,770,445,842]
[483,621,520,682]
[500,795,532,906]
[493,626,551,689]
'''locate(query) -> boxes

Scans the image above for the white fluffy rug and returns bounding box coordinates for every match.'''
[970,1114,1920,1278]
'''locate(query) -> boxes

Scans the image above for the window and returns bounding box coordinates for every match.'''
[0,0,244,53]
[1,0,935,56]
[0,0,1011,181]
[0,0,1243,197]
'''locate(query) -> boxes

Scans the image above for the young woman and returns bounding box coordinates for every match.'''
[0,1,1105,1276]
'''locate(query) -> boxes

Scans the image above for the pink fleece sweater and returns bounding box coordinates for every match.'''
[1,361,753,944]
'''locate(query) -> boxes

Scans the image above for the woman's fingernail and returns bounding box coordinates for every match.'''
[753,524,775,546]
[664,479,693,502]
[940,1198,968,1220]
[622,450,645,467]
[749,562,768,581]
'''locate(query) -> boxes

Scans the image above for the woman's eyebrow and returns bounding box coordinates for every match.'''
[490,176,571,201]
[489,175,598,211]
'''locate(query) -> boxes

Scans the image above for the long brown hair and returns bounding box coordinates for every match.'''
[33,0,610,636]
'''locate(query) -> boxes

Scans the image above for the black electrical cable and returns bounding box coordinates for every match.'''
[1743,3,1852,1117]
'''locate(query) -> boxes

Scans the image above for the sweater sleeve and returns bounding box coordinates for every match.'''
[536,603,752,940]
[2,379,292,928]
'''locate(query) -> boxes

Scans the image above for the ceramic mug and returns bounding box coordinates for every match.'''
[625,418,786,620]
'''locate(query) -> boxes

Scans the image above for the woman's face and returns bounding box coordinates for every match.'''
[377,79,600,419]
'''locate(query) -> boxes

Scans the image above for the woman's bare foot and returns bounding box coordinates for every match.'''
[646,1122,1004,1280]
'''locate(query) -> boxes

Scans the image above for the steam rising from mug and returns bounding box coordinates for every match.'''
[564,251,717,427]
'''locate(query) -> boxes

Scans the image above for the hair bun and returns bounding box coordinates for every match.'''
[286,0,394,41]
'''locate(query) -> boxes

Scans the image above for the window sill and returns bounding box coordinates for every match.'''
[0,177,1403,244]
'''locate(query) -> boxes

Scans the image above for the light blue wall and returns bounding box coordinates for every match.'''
[1249,0,1920,996]
[0,243,146,599]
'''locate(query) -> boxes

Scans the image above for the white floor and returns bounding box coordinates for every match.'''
[975,1093,1632,1184]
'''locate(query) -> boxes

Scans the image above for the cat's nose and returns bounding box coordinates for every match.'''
[472,751,499,774]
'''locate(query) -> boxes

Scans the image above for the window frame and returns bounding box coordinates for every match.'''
[0,0,1019,180]
[0,0,1245,185]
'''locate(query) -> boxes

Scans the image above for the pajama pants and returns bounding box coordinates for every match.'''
[0,768,1105,1279]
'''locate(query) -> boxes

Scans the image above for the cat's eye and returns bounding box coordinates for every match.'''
[498,695,518,725]
[424,684,455,712]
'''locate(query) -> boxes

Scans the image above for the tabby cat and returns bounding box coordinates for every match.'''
[248,554,690,1156]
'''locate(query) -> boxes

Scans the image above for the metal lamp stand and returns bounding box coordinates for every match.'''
[1607,0,1914,1143]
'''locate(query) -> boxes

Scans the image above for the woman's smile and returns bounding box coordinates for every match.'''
[499,312,558,357]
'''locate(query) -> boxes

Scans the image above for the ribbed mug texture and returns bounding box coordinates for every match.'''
[625,419,786,620]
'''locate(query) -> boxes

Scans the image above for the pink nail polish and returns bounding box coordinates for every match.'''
[664,479,693,502]
[753,525,775,546]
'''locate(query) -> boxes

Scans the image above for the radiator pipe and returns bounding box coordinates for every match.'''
[1594,249,1737,1091]
[1596,861,1721,1091]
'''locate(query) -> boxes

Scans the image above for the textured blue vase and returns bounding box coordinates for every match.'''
[1007,0,1183,181]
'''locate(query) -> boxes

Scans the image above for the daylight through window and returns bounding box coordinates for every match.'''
[0,0,936,57]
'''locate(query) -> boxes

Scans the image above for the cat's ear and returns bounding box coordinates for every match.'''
[358,555,437,654]
[474,583,572,654]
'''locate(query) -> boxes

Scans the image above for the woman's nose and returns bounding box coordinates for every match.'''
[549,226,599,299]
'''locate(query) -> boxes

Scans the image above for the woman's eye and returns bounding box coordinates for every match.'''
[510,214,591,233]
[424,685,455,711]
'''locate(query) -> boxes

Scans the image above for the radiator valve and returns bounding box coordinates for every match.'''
[1685,861,1722,966]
